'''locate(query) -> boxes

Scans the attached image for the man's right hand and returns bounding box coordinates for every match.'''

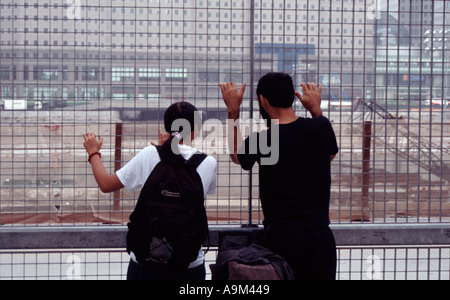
[220,82,247,120]
[295,83,323,117]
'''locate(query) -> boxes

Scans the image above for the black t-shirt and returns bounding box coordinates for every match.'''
[237,116,339,228]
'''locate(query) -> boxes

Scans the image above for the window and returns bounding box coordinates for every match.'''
[0,66,9,80]
[165,68,187,81]
[34,66,58,80]
[112,67,135,82]
[138,68,161,81]
[82,67,99,81]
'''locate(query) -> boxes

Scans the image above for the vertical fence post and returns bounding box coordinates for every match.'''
[113,123,123,212]
[352,120,373,222]
[360,120,372,222]
[242,0,257,228]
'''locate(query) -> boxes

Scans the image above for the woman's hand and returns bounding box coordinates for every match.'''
[82,133,124,194]
[83,133,103,155]
[151,128,171,146]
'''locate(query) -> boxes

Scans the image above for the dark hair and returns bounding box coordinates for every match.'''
[256,72,295,108]
[161,102,199,162]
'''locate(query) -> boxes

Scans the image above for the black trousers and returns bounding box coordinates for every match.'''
[263,223,337,280]
[127,260,206,280]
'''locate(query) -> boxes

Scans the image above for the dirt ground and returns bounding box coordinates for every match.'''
[1,110,449,225]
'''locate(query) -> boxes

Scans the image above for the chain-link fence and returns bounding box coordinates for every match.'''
[0,0,449,280]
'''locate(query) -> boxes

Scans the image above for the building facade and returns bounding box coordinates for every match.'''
[1,0,375,114]
[376,0,450,109]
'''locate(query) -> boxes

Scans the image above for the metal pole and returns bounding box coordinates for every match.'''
[243,0,257,228]
[360,120,372,222]
[113,123,123,211]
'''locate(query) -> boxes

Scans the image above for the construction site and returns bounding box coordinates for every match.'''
[0,104,448,227]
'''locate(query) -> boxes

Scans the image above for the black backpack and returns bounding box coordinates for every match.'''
[126,146,209,270]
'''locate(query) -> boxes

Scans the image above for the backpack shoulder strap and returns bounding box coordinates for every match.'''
[186,152,208,169]
[155,145,207,169]
[155,145,174,165]
[155,145,164,161]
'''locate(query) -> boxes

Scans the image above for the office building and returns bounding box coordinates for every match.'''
[0,0,374,113]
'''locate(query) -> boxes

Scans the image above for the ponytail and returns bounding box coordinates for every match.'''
[161,132,184,163]
[161,102,199,163]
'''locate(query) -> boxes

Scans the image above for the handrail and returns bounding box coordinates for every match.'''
[1,224,450,250]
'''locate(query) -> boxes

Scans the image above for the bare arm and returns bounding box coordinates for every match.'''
[83,133,124,194]
[220,82,246,165]
[227,112,244,165]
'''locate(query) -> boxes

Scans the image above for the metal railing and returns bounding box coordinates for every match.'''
[1,224,449,280]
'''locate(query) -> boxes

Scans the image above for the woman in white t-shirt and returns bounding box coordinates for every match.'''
[83,102,217,280]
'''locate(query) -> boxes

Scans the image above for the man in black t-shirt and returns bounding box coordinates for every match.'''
[220,73,339,280]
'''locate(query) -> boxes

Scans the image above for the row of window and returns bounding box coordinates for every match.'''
[0,66,192,83]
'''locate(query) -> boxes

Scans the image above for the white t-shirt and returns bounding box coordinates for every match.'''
[116,144,217,268]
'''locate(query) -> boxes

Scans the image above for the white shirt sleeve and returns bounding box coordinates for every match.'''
[116,146,161,192]
[197,156,218,196]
